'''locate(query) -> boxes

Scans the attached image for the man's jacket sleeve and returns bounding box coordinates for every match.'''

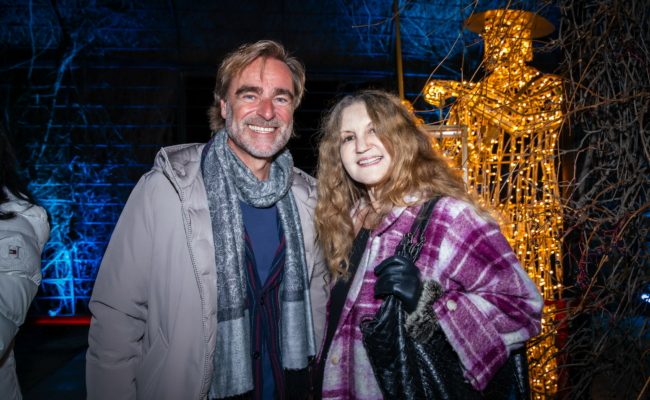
[86,175,155,400]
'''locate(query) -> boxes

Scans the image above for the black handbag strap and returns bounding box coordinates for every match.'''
[395,196,440,261]
[327,228,370,327]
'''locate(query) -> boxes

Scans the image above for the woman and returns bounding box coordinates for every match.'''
[0,127,49,400]
[313,90,542,399]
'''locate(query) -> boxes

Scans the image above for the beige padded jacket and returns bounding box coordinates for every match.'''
[86,143,327,400]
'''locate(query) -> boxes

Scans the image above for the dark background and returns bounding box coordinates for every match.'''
[0,0,560,317]
[3,0,648,398]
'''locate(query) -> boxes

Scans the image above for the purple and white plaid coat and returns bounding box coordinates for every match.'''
[320,196,543,399]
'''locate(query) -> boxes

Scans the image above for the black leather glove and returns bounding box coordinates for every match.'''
[374,255,422,313]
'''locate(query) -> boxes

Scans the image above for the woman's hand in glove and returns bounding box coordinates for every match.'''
[374,255,422,313]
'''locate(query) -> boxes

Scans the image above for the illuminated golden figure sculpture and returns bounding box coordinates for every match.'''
[423,9,564,397]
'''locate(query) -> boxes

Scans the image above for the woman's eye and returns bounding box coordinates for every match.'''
[341,135,354,143]
[368,128,376,135]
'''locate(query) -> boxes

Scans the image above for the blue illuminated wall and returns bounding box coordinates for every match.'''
[0,0,552,316]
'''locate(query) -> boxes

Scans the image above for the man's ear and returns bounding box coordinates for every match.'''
[220,99,228,119]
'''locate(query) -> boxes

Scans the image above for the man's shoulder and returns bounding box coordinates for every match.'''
[153,143,206,170]
[292,167,316,187]
[150,143,207,189]
[291,167,317,207]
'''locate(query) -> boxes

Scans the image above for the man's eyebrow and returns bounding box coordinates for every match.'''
[234,86,294,100]
[234,85,263,96]
[273,88,294,99]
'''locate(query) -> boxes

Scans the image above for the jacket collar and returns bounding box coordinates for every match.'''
[354,194,421,238]
[154,142,316,207]
[154,143,206,195]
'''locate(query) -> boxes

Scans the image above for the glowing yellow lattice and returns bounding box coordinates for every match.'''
[423,9,564,398]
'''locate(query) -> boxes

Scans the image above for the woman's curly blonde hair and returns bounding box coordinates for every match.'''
[315,90,482,279]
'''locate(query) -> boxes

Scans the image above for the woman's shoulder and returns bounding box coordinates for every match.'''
[435,196,473,215]
[1,190,46,217]
[431,196,492,227]
[1,190,50,247]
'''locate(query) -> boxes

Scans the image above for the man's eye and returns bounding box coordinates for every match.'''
[242,94,257,101]
[275,97,290,105]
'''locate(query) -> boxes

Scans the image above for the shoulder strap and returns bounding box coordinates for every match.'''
[394,196,440,262]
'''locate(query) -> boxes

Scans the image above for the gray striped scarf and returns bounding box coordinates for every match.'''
[202,130,316,398]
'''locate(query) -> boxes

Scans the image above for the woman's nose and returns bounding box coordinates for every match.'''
[355,134,370,153]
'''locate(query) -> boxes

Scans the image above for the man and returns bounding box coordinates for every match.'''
[86,40,327,400]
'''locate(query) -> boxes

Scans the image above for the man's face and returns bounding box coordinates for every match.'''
[221,57,295,164]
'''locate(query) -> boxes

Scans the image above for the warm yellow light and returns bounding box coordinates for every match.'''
[401,99,424,125]
[421,8,563,399]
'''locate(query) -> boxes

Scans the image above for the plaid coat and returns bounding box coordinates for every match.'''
[320,196,542,399]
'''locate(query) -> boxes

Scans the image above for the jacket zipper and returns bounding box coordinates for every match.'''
[163,151,213,399]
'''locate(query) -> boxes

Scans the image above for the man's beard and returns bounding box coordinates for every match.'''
[224,103,293,159]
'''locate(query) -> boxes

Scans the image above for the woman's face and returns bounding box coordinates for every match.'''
[338,102,392,196]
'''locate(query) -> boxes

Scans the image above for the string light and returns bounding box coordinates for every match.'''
[422,9,563,398]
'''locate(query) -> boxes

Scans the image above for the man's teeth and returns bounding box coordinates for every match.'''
[248,125,275,133]
[358,157,382,165]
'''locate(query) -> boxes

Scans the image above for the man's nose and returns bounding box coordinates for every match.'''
[257,98,275,120]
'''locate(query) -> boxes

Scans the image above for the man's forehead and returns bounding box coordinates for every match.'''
[229,57,293,94]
